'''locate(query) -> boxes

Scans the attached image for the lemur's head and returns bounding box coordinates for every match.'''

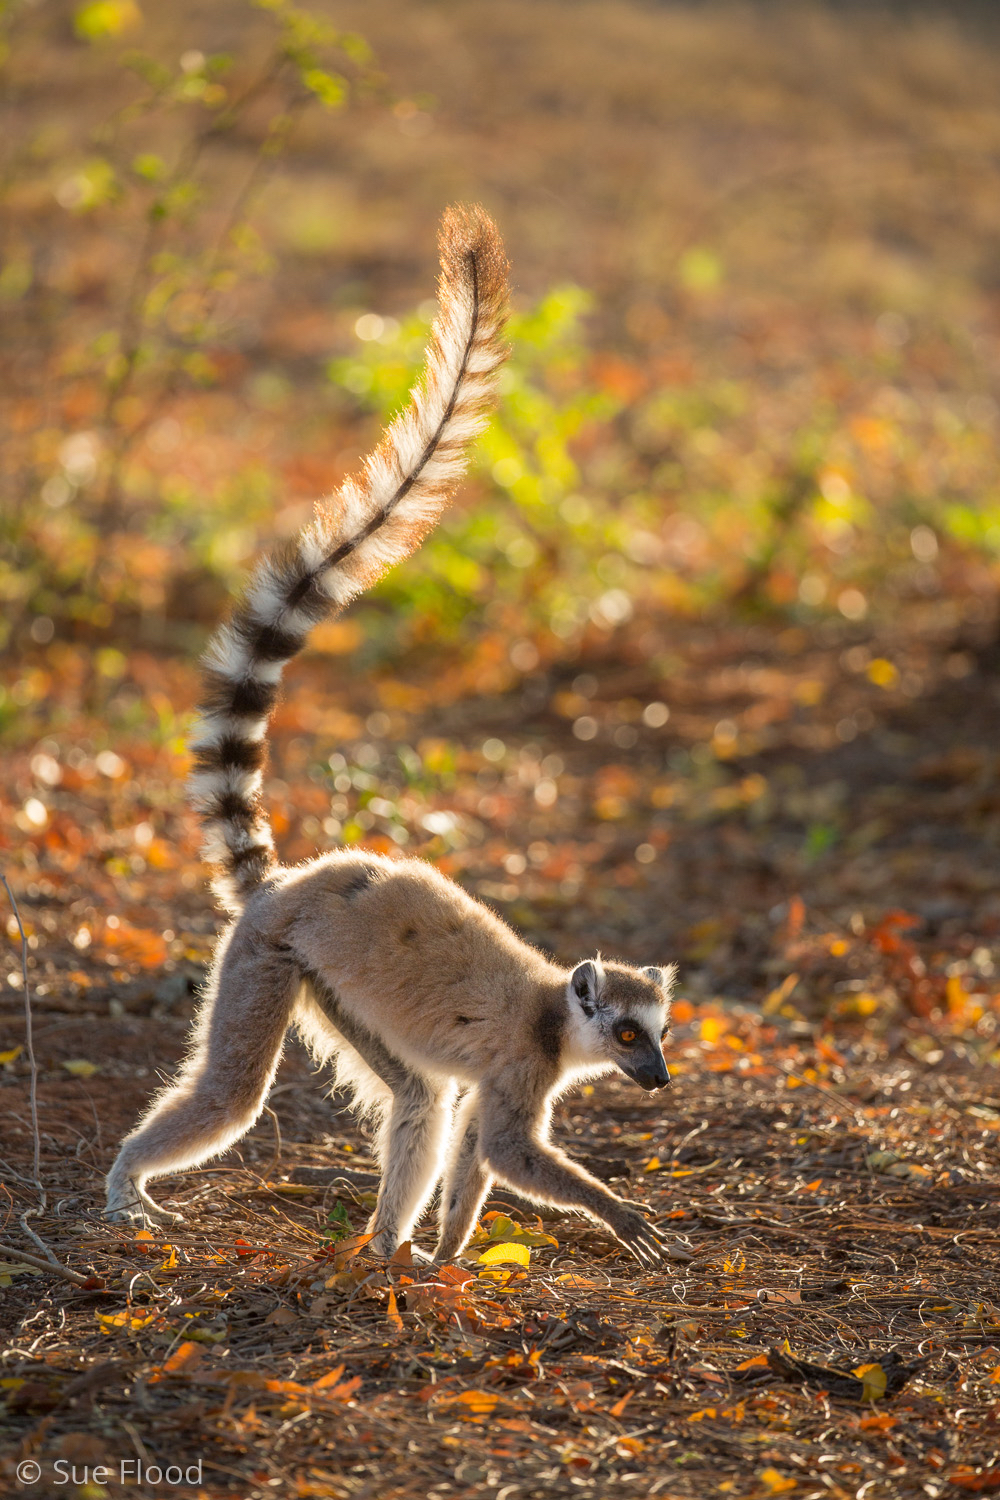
[565,957,675,1090]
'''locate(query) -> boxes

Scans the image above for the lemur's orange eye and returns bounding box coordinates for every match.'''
[619,1028,637,1044]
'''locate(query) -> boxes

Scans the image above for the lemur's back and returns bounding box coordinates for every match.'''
[263,852,563,1078]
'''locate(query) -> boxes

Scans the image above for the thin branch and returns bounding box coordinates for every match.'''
[262,1104,283,1180]
[1,874,40,1190]
[0,1240,102,1289]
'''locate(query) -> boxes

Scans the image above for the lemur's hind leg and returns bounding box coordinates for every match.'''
[366,1073,455,1258]
[304,968,453,1259]
[434,1089,492,1261]
[105,925,298,1226]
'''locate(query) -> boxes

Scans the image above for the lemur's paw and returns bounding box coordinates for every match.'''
[105,1198,184,1228]
[609,1207,672,1270]
[104,1203,147,1226]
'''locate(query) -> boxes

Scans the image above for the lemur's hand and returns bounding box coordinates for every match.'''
[607,1204,672,1268]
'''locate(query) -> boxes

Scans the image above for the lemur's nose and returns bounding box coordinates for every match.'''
[649,1062,671,1090]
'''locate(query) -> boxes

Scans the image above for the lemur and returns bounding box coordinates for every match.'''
[104,205,676,1268]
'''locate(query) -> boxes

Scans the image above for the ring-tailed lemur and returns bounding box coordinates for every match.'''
[105,205,676,1267]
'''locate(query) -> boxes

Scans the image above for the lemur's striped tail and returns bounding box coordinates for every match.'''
[188,205,509,912]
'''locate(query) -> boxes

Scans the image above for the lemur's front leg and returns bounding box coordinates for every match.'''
[477,1084,668,1268]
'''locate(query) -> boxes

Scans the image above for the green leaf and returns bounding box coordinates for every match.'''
[679,246,723,292]
[302,68,347,109]
[132,153,166,181]
[323,1201,353,1242]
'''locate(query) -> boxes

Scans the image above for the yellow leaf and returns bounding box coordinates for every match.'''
[62,1058,99,1077]
[853,1361,887,1401]
[0,1046,22,1066]
[96,1309,160,1333]
[0,1263,41,1281]
[478,1241,530,1268]
[73,0,142,40]
[867,658,899,690]
[724,1248,746,1275]
[836,992,880,1019]
[759,1469,796,1494]
[644,1156,662,1173]
[946,973,970,1015]
[762,973,800,1015]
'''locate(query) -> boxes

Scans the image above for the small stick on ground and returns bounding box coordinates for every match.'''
[0,1240,103,1289]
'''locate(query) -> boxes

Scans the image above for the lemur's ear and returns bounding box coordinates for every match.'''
[569,959,605,1017]
[643,964,677,991]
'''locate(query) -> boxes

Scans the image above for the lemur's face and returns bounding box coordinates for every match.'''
[567,958,674,1091]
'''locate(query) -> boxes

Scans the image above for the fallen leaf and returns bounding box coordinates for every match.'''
[265,1306,297,1327]
[853,1362,887,1401]
[760,1468,796,1493]
[478,1242,530,1268]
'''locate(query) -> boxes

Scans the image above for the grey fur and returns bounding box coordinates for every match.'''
[105,854,676,1265]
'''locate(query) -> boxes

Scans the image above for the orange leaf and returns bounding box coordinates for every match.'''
[860,1411,896,1432]
[785,895,805,939]
[608,1390,633,1419]
[386,1287,403,1332]
[948,1470,1000,1494]
[163,1341,204,1374]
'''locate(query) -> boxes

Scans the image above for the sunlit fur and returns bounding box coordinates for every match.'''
[105,208,678,1266]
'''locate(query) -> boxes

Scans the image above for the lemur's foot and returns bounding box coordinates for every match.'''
[105,1187,184,1227]
[369,1237,436,1264]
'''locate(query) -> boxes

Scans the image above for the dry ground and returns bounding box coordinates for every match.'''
[3,599,1000,1498]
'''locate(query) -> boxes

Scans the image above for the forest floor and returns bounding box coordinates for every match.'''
[3,593,1000,1499]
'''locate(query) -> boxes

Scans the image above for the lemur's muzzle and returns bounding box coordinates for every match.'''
[624,1059,671,1092]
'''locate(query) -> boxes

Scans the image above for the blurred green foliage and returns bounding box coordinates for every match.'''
[2,0,999,688]
[329,286,651,653]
